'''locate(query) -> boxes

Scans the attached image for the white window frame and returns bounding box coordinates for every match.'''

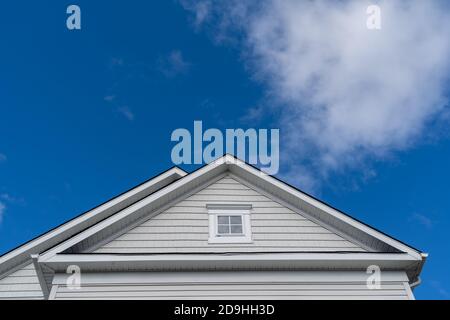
[207,204,252,244]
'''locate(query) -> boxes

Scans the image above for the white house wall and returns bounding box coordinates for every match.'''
[95,176,366,253]
[50,271,413,300]
[0,263,44,300]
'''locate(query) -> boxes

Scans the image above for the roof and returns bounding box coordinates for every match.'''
[0,154,427,284]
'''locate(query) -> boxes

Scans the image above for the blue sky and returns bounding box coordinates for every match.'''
[0,1,449,299]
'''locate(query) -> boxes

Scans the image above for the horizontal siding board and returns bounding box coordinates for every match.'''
[115,232,345,241]
[130,226,209,233]
[52,271,409,284]
[0,283,42,291]
[55,290,408,298]
[197,189,260,196]
[53,271,410,300]
[55,283,406,292]
[206,184,251,190]
[3,269,37,277]
[96,247,365,253]
[0,291,44,298]
[187,195,270,201]
[0,277,41,284]
[252,233,346,241]
[150,213,309,220]
[0,263,44,300]
[163,207,296,214]
[163,206,207,213]
[124,226,330,234]
[211,178,244,184]
[174,201,285,208]
[251,220,318,227]
[55,296,409,300]
[252,226,331,232]
[135,220,208,227]
[100,240,361,248]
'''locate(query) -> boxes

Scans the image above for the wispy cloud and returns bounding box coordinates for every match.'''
[0,193,26,206]
[116,106,135,121]
[182,0,450,190]
[180,0,212,28]
[109,57,124,68]
[103,95,115,102]
[0,193,26,224]
[430,281,450,299]
[104,57,141,121]
[157,50,191,78]
[240,106,266,123]
[409,213,434,230]
[0,153,6,163]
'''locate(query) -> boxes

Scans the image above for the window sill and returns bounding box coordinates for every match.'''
[208,236,253,244]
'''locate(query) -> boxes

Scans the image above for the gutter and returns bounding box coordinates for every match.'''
[410,277,421,289]
[40,252,419,273]
[410,253,428,288]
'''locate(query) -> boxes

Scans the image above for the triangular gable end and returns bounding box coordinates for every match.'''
[36,155,425,282]
[91,175,368,254]
[37,155,422,258]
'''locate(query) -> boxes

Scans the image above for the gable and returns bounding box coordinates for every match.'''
[23,155,424,286]
[40,155,422,260]
[94,176,366,253]
[0,155,427,300]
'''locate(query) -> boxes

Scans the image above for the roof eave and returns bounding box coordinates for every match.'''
[41,252,420,275]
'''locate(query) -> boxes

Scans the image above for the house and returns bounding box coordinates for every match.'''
[0,155,427,300]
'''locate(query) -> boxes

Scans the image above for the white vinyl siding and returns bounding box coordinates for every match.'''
[0,263,44,300]
[50,271,412,300]
[95,176,365,253]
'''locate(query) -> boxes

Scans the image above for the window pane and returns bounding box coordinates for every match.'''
[218,216,229,224]
[218,225,230,234]
[230,225,243,234]
[230,216,242,224]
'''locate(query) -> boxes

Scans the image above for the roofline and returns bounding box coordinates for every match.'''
[0,166,186,275]
[37,155,424,266]
[1,154,426,282]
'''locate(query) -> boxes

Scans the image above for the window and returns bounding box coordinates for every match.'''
[217,215,243,235]
[207,204,252,244]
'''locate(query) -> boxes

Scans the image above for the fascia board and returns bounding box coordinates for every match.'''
[42,252,419,273]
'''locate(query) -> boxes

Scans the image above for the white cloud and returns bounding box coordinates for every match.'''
[410,213,434,229]
[430,280,450,298]
[180,0,211,28]
[158,50,191,78]
[0,193,26,206]
[183,0,450,189]
[240,106,265,123]
[103,95,115,102]
[117,106,135,121]
[0,202,5,224]
[109,57,124,67]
